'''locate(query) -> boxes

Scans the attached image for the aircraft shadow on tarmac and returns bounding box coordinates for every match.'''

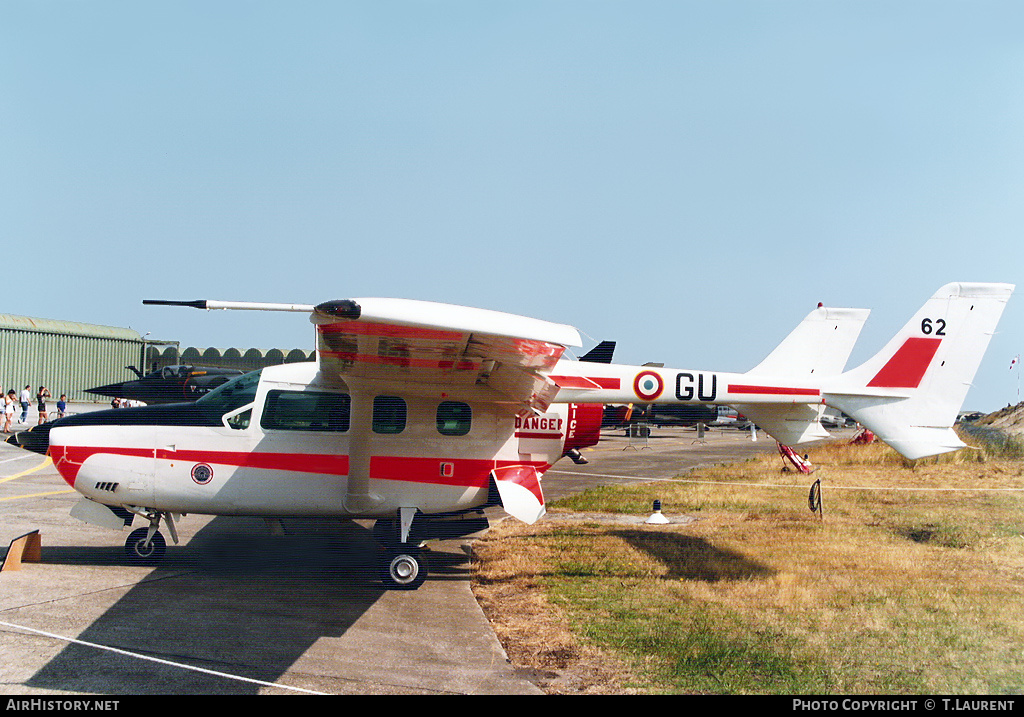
[24,516,472,694]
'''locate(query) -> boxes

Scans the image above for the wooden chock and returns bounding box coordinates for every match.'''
[1,530,42,572]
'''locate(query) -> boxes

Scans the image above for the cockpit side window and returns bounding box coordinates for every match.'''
[261,390,351,432]
[196,370,262,419]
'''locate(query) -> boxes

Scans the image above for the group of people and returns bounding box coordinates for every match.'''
[110,397,144,408]
[1,386,66,433]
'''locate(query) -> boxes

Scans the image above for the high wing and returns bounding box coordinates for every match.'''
[145,297,582,415]
[310,298,581,415]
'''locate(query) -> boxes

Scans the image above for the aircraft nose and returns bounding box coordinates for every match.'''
[83,381,129,400]
[6,422,53,456]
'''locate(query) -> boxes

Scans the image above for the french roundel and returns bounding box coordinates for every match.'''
[633,370,664,401]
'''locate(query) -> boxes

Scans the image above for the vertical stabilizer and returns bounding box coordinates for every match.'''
[824,283,1013,460]
[748,305,870,378]
[735,305,869,446]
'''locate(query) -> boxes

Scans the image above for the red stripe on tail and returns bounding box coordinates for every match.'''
[867,337,941,389]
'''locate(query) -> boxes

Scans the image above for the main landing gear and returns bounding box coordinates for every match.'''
[370,508,491,590]
[372,508,428,590]
[380,547,428,591]
[122,510,177,567]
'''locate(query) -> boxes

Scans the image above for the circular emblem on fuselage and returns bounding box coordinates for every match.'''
[191,463,214,485]
[633,370,664,401]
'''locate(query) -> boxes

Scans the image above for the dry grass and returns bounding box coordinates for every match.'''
[471,525,640,693]
[471,436,1024,694]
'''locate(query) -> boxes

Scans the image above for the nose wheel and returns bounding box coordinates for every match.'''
[124,527,166,566]
[121,509,177,566]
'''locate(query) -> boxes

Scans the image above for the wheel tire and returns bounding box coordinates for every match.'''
[380,548,427,590]
[124,527,166,566]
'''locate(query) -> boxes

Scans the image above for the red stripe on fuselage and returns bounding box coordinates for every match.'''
[50,445,352,488]
[549,375,600,389]
[369,456,500,487]
[50,445,549,490]
[727,384,821,396]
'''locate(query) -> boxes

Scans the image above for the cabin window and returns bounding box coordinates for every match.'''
[261,390,351,432]
[436,401,471,436]
[372,395,406,434]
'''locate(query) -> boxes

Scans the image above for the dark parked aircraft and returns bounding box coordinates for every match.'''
[86,365,244,405]
[602,402,718,429]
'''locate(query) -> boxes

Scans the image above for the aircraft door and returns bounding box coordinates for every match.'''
[515,409,566,463]
[256,386,356,514]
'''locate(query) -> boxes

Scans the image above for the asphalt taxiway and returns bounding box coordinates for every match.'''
[0,414,796,695]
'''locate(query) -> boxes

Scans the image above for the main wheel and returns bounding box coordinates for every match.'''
[379,548,428,590]
[124,527,166,566]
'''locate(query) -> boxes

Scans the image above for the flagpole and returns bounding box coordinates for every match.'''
[1013,355,1021,404]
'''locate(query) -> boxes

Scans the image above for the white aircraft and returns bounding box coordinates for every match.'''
[43,282,1012,589]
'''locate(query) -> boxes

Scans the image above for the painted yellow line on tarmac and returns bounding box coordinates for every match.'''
[0,489,75,502]
[0,456,52,485]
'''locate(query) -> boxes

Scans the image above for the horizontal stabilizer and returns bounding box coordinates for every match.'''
[731,403,830,446]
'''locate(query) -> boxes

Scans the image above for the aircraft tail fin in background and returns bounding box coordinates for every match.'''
[747,305,870,378]
[824,282,1014,460]
[579,340,617,364]
[734,304,870,446]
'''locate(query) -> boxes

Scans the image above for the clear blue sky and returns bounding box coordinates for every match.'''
[3,2,1022,411]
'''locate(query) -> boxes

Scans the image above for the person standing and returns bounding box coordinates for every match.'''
[19,385,30,424]
[36,386,50,425]
[57,394,67,419]
[3,390,14,433]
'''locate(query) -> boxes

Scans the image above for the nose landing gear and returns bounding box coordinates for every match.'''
[122,509,178,566]
[124,527,166,566]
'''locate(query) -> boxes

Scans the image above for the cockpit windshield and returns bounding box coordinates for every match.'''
[195,369,262,416]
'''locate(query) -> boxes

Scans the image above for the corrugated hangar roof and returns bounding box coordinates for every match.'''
[0,314,142,341]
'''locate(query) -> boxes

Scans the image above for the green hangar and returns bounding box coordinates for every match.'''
[0,313,312,403]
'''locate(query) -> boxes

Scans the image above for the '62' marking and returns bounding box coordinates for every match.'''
[921,318,946,336]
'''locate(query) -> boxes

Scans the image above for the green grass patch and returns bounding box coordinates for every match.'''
[476,442,1024,693]
[547,575,830,694]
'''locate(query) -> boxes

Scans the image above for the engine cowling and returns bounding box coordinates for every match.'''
[563,403,604,455]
